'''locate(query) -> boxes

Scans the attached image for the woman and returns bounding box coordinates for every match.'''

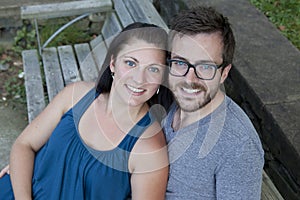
[0,22,171,199]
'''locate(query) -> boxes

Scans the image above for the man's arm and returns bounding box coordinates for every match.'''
[216,138,264,199]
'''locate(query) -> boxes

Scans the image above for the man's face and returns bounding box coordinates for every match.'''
[168,32,229,112]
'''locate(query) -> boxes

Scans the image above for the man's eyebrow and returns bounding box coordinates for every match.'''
[171,56,216,64]
[170,55,188,61]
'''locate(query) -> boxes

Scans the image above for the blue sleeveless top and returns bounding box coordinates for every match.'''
[0,88,154,200]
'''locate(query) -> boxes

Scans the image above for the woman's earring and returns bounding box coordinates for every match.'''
[156,87,160,94]
[111,72,115,79]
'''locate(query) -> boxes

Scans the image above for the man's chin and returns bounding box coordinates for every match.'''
[176,97,212,113]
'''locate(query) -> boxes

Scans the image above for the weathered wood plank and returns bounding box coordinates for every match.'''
[21,0,112,19]
[261,171,284,200]
[74,43,98,82]
[112,0,134,27]
[22,49,45,123]
[90,0,133,68]
[90,35,108,71]
[123,0,168,29]
[101,12,122,46]
[57,45,81,85]
[42,47,64,101]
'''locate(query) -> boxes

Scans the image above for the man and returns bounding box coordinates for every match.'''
[163,6,264,199]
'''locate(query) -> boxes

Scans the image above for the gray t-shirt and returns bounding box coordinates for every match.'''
[163,96,264,199]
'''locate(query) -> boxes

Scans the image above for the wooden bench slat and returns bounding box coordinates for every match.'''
[90,35,108,71]
[57,45,81,85]
[22,50,46,123]
[101,12,123,46]
[261,171,284,200]
[124,0,168,29]
[113,0,134,27]
[42,47,65,101]
[21,0,113,19]
[90,0,134,71]
[74,43,99,82]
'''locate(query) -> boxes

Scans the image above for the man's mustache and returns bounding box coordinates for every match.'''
[179,82,207,92]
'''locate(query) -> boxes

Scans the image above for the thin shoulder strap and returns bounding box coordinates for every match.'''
[118,112,155,151]
[72,88,100,127]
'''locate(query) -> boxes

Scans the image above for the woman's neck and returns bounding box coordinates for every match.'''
[99,92,149,129]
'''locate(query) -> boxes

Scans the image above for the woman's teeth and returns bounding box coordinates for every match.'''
[127,85,145,93]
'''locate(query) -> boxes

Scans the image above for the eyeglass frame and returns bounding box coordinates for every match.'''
[167,59,226,80]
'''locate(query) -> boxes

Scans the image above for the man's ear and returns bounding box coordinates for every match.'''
[220,64,232,84]
[109,55,115,73]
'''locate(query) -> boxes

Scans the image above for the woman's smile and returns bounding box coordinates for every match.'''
[126,84,146,95]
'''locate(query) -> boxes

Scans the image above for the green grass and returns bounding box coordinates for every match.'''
[250,0,300,50]
[40,18,93,47]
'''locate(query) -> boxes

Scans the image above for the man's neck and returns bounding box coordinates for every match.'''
[173,91,225,131]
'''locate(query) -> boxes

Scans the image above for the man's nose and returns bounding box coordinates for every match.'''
[185,67,199,83]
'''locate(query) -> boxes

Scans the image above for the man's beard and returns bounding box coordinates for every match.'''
[173,82,216,113]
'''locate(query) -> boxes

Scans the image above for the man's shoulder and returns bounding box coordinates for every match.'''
[224,96,256,134]
[221,96,263,148]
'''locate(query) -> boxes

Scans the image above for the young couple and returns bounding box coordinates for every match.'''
[0,6,264,200]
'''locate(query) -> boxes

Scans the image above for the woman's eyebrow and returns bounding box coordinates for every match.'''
[123,56,139,63]
[124,56,165,67]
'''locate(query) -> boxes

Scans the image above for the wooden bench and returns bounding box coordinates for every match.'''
[20,0,283,199]
[21,0,166,122]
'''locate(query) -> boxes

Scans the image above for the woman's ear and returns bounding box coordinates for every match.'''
[109,55,115,73]
[220,64,232,84]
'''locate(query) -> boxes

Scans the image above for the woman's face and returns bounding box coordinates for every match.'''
[110,39,166,107]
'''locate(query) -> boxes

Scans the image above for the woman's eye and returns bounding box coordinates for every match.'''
[148,66,160,73]
[125,60,136,67]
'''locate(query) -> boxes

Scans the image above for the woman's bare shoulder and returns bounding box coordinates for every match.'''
[134,121,166,153]
[129,121,168,173]
[63,81,96,107]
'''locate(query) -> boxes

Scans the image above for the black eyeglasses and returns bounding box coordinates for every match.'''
[167,59,225,80]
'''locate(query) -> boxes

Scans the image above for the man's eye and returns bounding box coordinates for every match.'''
[174,60,187,67]
[125,60,136,67]
[199,64,214,70]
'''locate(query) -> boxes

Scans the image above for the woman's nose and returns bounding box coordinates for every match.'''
[132,68,146,83]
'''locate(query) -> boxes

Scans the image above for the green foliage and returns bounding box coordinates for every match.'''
[4,69,26,104]
[0,55,12,65]
[40,18,92,47]
[250,0,300,50]
[12,22,36,55]
[12,18,93,54]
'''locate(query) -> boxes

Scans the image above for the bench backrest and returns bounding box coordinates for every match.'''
[21,0,168,122]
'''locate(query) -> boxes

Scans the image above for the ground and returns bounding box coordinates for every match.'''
[0,48,28,169]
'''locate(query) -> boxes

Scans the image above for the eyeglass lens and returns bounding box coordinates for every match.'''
[169,60,217,80]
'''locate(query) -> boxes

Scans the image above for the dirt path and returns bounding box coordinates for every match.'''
[0,26,28,169]
[0,101,27,169]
